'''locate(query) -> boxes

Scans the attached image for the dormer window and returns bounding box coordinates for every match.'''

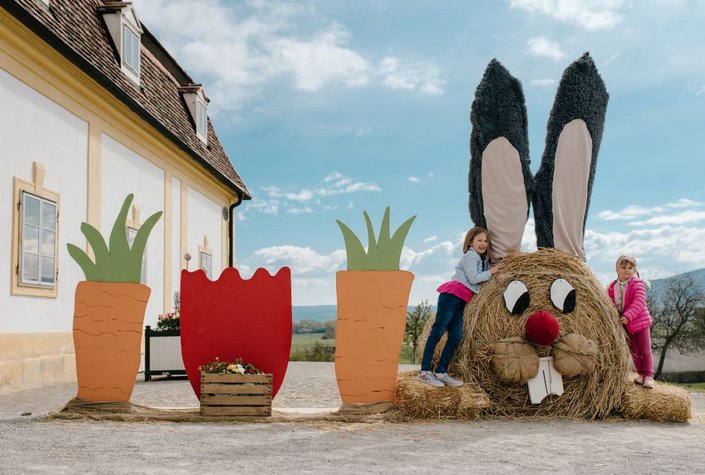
[99,1,143,85]
[196,100,207,141]
[122,24,140,76]
[180,84,210,145]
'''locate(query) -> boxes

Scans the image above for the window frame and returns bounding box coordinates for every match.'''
[122,22,141,77]
[11,164,60,298]
[126,205,148,285]
[196,99,208,143]
[199,236,213,279]
[19,191,58,288]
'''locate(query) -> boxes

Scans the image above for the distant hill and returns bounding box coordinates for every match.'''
[647,268,705,301]
[292,269,705,321]
[293,304,436,322]
[292,305,337,322]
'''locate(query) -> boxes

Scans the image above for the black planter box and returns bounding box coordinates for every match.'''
[144,325,186,381]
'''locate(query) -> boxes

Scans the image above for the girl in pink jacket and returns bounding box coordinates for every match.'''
[607,255,654,388]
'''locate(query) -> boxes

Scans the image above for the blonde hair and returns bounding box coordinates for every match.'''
[616,255,637,269]
[463,226,491,260]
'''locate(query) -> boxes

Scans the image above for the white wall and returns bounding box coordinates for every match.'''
[187,187,223,279]
[0,69,88,333]
[171,176,181,307]
[101,134,164,328]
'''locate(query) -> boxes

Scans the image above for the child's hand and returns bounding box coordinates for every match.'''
[619,316,628,325]
[489,263,503,275]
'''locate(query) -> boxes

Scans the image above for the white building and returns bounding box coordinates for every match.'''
[0,0,251,393]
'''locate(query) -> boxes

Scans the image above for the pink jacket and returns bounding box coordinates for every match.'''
[608,277,652,335]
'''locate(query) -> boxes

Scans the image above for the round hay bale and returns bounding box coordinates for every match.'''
[621,379,692,423]
[393,371,488,419]
[419,249,633,419]
[553,333,598,377]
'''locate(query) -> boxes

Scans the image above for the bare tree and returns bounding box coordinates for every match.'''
[405,300,434,364]
[648,275,705,379]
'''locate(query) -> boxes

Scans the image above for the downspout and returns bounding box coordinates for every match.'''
[228,195,242,267]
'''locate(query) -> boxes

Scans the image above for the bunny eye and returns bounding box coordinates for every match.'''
[550,278,576,313]
[503,280,530,315]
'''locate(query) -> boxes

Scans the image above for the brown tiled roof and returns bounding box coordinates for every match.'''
[3,0,251,200]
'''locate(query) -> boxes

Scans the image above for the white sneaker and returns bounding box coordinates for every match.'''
[633,375,644,385]
[434,372,464,387]
[642,376,655,389]
[417,371,444,387]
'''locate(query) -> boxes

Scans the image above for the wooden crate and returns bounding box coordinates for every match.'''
[199,373,272,416]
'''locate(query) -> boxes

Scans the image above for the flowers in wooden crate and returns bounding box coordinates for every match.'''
[198,356,263,375]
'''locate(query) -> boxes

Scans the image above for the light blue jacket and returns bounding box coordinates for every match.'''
[450,248,491,293]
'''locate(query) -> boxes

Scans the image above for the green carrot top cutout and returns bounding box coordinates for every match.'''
[67,194,163,283]
[336,207,416,271]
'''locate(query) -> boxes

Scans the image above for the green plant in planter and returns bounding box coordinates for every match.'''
[336,206,416,270]
[67,193,163,282]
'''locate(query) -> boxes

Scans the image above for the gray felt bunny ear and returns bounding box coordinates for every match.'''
[533,53,609,258]
[469,59,533,261]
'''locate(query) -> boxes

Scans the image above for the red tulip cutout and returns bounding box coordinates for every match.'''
[180,267,292,399]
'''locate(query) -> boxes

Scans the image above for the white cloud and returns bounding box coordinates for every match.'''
[408,176,420,183]
[271,24,369,91]
[133,0,445,112]
[598,205,662,221]
[585,224,705,284]
[527,37,565,60]
[377,57,446,95]
[284,189,314,202]
[697,83,705,96]
[630,211,705,226]
[250,245,346,274]
[286,206,314,215]
[245,172,381,217]
[531,78,557,87]
[667,198,702,208]
[598,199,703,223]
[510,0,626,30]
[242,202,705,304]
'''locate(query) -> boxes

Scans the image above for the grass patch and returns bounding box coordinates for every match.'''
[291,333,335,349]
[676,382,705,391]
[290,334,419,364]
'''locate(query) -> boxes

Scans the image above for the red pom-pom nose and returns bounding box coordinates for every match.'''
[525,311,560,346]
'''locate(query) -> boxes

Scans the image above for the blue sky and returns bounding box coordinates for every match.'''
[134,0,705,305]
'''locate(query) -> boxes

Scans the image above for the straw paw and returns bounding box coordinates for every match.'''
[492,337,539,384]
[553,333,598,377]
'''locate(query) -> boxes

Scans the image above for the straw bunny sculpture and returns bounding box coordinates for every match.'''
[395,54,690,422]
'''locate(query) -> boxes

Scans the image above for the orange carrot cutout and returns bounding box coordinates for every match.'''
[335,207,415,404]
[67,194,162,402]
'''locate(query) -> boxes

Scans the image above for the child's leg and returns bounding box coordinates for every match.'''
[435,294,466,374]
[628,334,642,375]
[420,293,457,372]
[632,328,654,378]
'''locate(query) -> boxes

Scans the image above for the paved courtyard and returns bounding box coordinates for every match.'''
[1,362,704,473]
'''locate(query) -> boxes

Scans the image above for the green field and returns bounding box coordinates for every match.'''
[290,333,418,364]
[291,333,335,349]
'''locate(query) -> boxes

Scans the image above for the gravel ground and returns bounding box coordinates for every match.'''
[1,362,704,474]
